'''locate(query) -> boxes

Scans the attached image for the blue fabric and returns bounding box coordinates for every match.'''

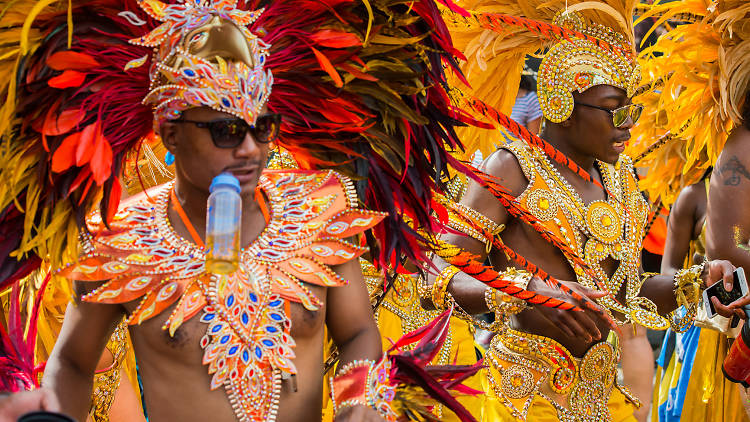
[657,324,702,422]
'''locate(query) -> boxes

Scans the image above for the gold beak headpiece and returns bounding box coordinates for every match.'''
[129,0,273,126]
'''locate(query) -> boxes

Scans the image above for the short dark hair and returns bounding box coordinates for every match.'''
[519,74,536,92]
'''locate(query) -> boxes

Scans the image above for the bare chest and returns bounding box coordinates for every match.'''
[123,282,328,362]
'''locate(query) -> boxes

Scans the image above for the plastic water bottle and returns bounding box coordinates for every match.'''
[205,173,241,274]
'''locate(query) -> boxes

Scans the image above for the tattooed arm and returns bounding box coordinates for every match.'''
[706,126,750,270]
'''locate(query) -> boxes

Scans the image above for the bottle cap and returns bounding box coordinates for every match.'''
[210,173,241,194]
[18,412,76,422]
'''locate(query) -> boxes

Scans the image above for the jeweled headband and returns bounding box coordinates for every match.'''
[538,11,640,123]
[128,0,273,126]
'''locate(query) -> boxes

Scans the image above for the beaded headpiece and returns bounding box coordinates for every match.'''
[538,11,640,123]
[445,0,641,158]
[130,0,272,126]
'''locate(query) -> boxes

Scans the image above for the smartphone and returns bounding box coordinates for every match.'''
[704,267,749,318]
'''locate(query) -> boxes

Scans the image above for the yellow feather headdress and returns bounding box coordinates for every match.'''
[627,0,750,206]
[445,0,640,160]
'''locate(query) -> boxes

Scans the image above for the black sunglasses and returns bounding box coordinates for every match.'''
[574,102,643,128]
[173,113,281,148]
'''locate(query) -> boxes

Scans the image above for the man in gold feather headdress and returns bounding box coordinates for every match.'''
[421,1,750,421]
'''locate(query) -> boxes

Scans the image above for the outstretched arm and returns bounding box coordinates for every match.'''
[42,282,126,422]
[637,183,704,314]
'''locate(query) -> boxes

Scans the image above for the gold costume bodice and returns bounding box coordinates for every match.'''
[503,141,663,328]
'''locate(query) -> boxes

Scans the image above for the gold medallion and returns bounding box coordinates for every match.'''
[526,189,558,221]
[586,201,622,244]
[501,364,535,399]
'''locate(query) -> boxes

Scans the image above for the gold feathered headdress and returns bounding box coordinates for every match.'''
[445,0,640,160]
[627,0,750,206]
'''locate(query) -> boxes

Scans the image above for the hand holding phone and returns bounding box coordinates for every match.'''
[704,267,750,318]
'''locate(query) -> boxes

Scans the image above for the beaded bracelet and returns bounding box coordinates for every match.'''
[674,262,705,309]
[669,262,706,333]
[330,356,397,421]
[432,265,461,310]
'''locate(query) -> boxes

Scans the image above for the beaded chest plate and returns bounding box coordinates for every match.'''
[505,142,664,328]
[60,169,384,421]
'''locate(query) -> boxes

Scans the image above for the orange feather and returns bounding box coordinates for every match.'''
[311,47,343,88]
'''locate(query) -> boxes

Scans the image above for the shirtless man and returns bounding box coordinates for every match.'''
[0,105,384,422]
[0,0,386,419]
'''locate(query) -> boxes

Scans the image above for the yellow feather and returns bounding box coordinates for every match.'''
[20,0,58,54]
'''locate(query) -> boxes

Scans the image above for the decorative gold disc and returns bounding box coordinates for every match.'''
[586,201,622,244]
[526,189,558,221]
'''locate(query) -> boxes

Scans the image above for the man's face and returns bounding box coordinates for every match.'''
[566,85,634,165]
[166,106,270,197]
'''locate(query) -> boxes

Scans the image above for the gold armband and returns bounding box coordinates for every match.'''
[484,268,532,317]
[503,267,533,290]
[448,203,505,252]
[433,265,461,310]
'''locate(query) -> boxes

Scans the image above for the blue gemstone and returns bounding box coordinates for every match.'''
[241,313,250,325]
[265,326,278,333]
[255,346,263,359]
[228,345,239,355]
[260,55,265,64]
[269,299,282,307]
[226,295,235,307]
[249,293,258,303]
[220,335,230,344]
[221,97,231,107]
[242,350,250,363]
[212,324,222,333]
[201,314,215,322]
[262,339,274,347]
[270,313,283,321]
[183,68,196,77]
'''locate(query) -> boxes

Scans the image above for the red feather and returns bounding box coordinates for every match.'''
[310,30,361,48]
[46,51,100,71]
[106,177,122,222]
[75,123,97,166]
[48,70,86,89]
[51,132,81,173]
[90,136,113,185]
[42,108,83,137]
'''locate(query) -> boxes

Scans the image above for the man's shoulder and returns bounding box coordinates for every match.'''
[481,144,531,197]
